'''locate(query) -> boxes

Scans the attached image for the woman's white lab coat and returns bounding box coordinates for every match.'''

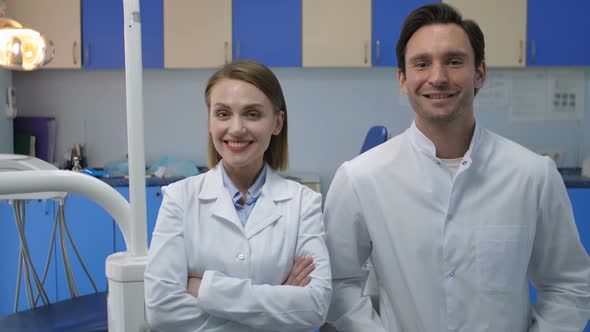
[144,163,331,332]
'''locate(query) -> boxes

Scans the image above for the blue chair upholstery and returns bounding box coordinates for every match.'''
[360,125,389,154]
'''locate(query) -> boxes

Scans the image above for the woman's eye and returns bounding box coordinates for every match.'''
[215,111,230,119]
[245,111,261,119]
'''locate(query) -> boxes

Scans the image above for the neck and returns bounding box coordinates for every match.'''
[223,160,264,196]
[415,113,475,159]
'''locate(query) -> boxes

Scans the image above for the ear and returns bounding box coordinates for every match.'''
[474,60,487,89]
[272,111,285,136]
[397,68,408,95]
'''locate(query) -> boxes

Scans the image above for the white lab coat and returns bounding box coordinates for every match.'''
[324,122,590,331]
[145,163,332,332]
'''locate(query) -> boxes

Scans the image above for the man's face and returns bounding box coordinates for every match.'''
[398,23,486,125]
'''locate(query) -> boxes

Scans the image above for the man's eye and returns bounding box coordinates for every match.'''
[415,62,428,69]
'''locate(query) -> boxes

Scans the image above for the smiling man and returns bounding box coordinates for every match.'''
[323,3,590,331]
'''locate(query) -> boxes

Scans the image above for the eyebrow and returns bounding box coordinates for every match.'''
[212,102,264,109]
[444,51,469,58]
[408,50,469,63]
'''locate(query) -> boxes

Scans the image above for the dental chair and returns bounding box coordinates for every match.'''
[360,125,389,154]
[0,154,146,332]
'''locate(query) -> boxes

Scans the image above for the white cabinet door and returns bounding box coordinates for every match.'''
[302,0,372,67]
[444,0,526,67]
[164,0,232,68]
[7,0,82,69]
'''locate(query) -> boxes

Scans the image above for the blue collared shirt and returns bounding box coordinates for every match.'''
[221,163,266,226]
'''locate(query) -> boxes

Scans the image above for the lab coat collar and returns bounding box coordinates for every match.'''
[244,167,294,238]
[409,119,483,163]
[200,162,294,237]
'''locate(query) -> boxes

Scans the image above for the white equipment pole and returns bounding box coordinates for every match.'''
[105,0,149,331]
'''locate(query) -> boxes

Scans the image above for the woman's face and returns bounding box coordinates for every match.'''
[208,78,284,175]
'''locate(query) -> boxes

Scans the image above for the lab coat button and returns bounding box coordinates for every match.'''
[449,271,455,277]
[237,253,246,261]
[462,160,468,165]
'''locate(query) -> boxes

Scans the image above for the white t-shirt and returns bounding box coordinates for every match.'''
[440,157,463,180]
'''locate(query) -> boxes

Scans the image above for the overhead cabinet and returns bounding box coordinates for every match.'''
[527,0,590,66]
[443,0,527,67]
[372,0,438,67]
[233,0,302,67]
[82,0,163,69]
[302,0,372,67]
[6,0,82,69]
[164,0,232,68]
[9,0,590,69]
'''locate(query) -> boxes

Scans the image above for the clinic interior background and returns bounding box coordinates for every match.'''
[1,67,590,196]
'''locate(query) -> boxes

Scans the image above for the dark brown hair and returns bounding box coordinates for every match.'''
[205,60,288,171]
[396,3,485,75]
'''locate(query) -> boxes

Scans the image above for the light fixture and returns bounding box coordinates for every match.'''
[0,17,53,71]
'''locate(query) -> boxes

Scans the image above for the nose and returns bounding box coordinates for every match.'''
[228,117,246,136]
[428,63,449,87]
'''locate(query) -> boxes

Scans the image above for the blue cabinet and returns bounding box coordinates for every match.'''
[114,186,163,252]
[82,0,163,69]
[0,200,57,316]
[569,188,590,331]
[568,188,590,252]
[527,0,590,66]
[233,0,302,67]
[0,202,16,316]
[372,0,438,67]
[56,194,114,301]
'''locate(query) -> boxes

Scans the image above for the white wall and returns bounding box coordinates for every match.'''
[12,68,590,196]
[0,69,12,153]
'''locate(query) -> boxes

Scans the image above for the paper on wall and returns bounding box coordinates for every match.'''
[509,68,585,122]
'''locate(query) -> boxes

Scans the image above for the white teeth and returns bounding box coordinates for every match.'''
[228,141,249,148]
[427,93,455,99]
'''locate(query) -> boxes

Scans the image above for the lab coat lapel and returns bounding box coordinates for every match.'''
[244,167,291,239]
[199,165,242,230]
[244,192,281,239]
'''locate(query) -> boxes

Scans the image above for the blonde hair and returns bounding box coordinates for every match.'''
[205,60,288,171]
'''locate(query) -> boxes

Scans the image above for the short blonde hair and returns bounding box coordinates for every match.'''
[205,60,289,171]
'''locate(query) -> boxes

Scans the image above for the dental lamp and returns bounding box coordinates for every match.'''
[0,17,54,71]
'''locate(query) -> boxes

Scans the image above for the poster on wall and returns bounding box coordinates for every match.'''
[509,69,585,122]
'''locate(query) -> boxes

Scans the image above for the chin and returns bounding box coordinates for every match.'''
[420,109,466,124]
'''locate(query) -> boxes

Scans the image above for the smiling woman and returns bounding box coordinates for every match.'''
[205,60,289,173]
[207,76,284,190]
[144,60,331,332]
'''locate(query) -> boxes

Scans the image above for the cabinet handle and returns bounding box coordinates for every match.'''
[531,39,537,64]
[363,41,368,64]
[237,40,241,60]
[518,40,523,64]
[224,41,229,64]
[73,41,78,65]
[376,40,381,64]
[84,43,90,66]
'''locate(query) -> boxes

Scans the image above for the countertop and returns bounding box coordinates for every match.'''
[97,168,590,189]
